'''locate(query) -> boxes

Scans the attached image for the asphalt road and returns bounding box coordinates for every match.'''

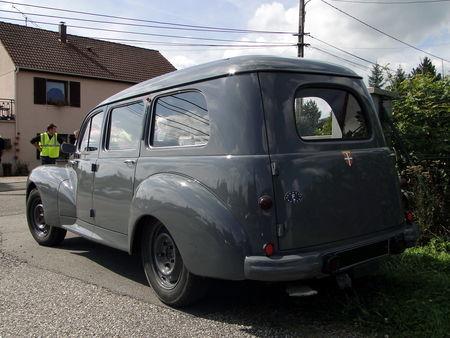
[0,185,358,337]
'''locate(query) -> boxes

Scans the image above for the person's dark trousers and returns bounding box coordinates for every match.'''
[40,156,57,165]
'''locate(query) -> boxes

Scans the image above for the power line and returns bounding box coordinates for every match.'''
[93,38,295,48]
[321,0,450,62]
[0,0,295,35]
[332,0,450,4]
[0,15,294,46]
[0,8,291,36]
[309,46,370,71]
[0,16,295,48]
[308,35,377,65]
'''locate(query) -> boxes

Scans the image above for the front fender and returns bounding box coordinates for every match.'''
[27,165,77,227]
[129,173,250,280]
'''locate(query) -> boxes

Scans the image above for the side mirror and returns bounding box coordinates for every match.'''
[61,143,76,154]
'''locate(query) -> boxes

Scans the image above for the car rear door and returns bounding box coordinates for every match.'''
[259,72,403,251]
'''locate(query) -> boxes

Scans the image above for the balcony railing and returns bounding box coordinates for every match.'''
[0,99,15,120]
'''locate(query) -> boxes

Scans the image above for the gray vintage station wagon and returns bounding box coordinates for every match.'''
[26,55,418,307]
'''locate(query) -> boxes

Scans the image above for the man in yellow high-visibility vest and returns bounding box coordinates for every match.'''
[30,123,64,165]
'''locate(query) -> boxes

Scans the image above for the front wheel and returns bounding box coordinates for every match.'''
[141,221,208,307]
[26,189,66,246]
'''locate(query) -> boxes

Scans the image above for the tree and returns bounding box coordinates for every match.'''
[387,66,407,91]
[296,99,321,136]
[410,57,441,80]
[392,75,449,158]
[368,63,385,88]
[316,116,332,135]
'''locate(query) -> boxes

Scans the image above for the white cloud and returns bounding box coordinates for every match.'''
[221,1,450,80]
[169,55,199,70]
[1,0,448,77]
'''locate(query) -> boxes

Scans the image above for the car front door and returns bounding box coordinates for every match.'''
[91,101,145,234]
[74,110,105,223]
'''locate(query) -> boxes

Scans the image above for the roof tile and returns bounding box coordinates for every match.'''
[0,21,176,83]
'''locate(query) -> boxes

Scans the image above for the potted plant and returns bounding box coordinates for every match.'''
[2,162,12,176]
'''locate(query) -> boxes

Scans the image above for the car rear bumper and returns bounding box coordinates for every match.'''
[244,224,419,282]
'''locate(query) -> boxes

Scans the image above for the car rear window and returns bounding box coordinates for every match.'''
[294,87,369,141]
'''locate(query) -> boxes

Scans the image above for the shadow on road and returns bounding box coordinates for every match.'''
[0,182,26,192]
[55,236,147,286]
[49,235,350,336]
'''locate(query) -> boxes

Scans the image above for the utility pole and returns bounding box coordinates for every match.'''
[298,0,305,57]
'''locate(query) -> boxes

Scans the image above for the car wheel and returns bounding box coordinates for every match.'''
[26,188,66,246]
[141,221,207,307]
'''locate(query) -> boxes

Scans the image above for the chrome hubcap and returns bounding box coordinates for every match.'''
[33,202,48,236]
[152,228,182,289]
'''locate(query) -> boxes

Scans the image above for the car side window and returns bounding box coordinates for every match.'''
[294,88,369,141]
[151,91,209,147]
[79,111,104,152]
[106,102,145,150]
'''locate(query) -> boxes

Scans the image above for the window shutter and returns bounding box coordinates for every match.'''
[34,78,46,104]
[69,81,81,107]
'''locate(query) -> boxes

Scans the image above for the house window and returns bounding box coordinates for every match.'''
[34,77,80,107]
[46,80,66,105]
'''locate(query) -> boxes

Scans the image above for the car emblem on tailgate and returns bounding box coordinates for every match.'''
[342,151,353,167]
[284,191,303,204]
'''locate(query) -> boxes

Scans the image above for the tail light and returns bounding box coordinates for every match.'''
[263,243,274,256]
[258,195,273,210]
[323,254,340,274]
[406,212,414,223]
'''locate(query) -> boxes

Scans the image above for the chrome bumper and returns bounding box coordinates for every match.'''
[244,224,419,282]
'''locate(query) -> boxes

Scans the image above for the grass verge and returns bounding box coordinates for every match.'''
[286,238,449,337]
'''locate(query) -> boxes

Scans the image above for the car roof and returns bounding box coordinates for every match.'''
[99,55,362,106]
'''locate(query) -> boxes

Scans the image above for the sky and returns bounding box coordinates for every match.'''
[0,0,449,85]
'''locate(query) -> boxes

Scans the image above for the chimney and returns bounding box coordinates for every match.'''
[59,22,67,43]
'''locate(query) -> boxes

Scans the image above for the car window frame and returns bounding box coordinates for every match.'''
[293,84,372,143]
[147,89,210,150]
[77,109,105,157]
[102,100,146,157]
[102,98,147,153]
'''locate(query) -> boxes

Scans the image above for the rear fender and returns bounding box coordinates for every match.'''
[129,173,249,280]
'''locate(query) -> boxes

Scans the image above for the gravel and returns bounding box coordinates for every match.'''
[0,255,260,337]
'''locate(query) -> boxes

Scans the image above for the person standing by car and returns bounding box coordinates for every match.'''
[30,123,64,165]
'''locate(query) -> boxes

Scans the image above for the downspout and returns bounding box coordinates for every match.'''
[14,66,19,171]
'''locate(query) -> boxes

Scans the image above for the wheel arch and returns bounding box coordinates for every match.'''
[129,173,250,280]
[129,215,159,256]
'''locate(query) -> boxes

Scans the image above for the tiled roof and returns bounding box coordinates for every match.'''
[0,21,176,83]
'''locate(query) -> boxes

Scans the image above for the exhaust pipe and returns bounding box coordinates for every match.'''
[286,283,318,297]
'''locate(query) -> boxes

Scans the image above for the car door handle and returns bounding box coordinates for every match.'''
[68,159,79,167]
[124,160,136,166]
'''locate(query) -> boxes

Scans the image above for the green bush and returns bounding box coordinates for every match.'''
[403,161,449,242]
[389,74,449,242]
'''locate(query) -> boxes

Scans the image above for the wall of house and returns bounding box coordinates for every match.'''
[0,42,15,98]
[0,43,17,174]
[15,71,133,171]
